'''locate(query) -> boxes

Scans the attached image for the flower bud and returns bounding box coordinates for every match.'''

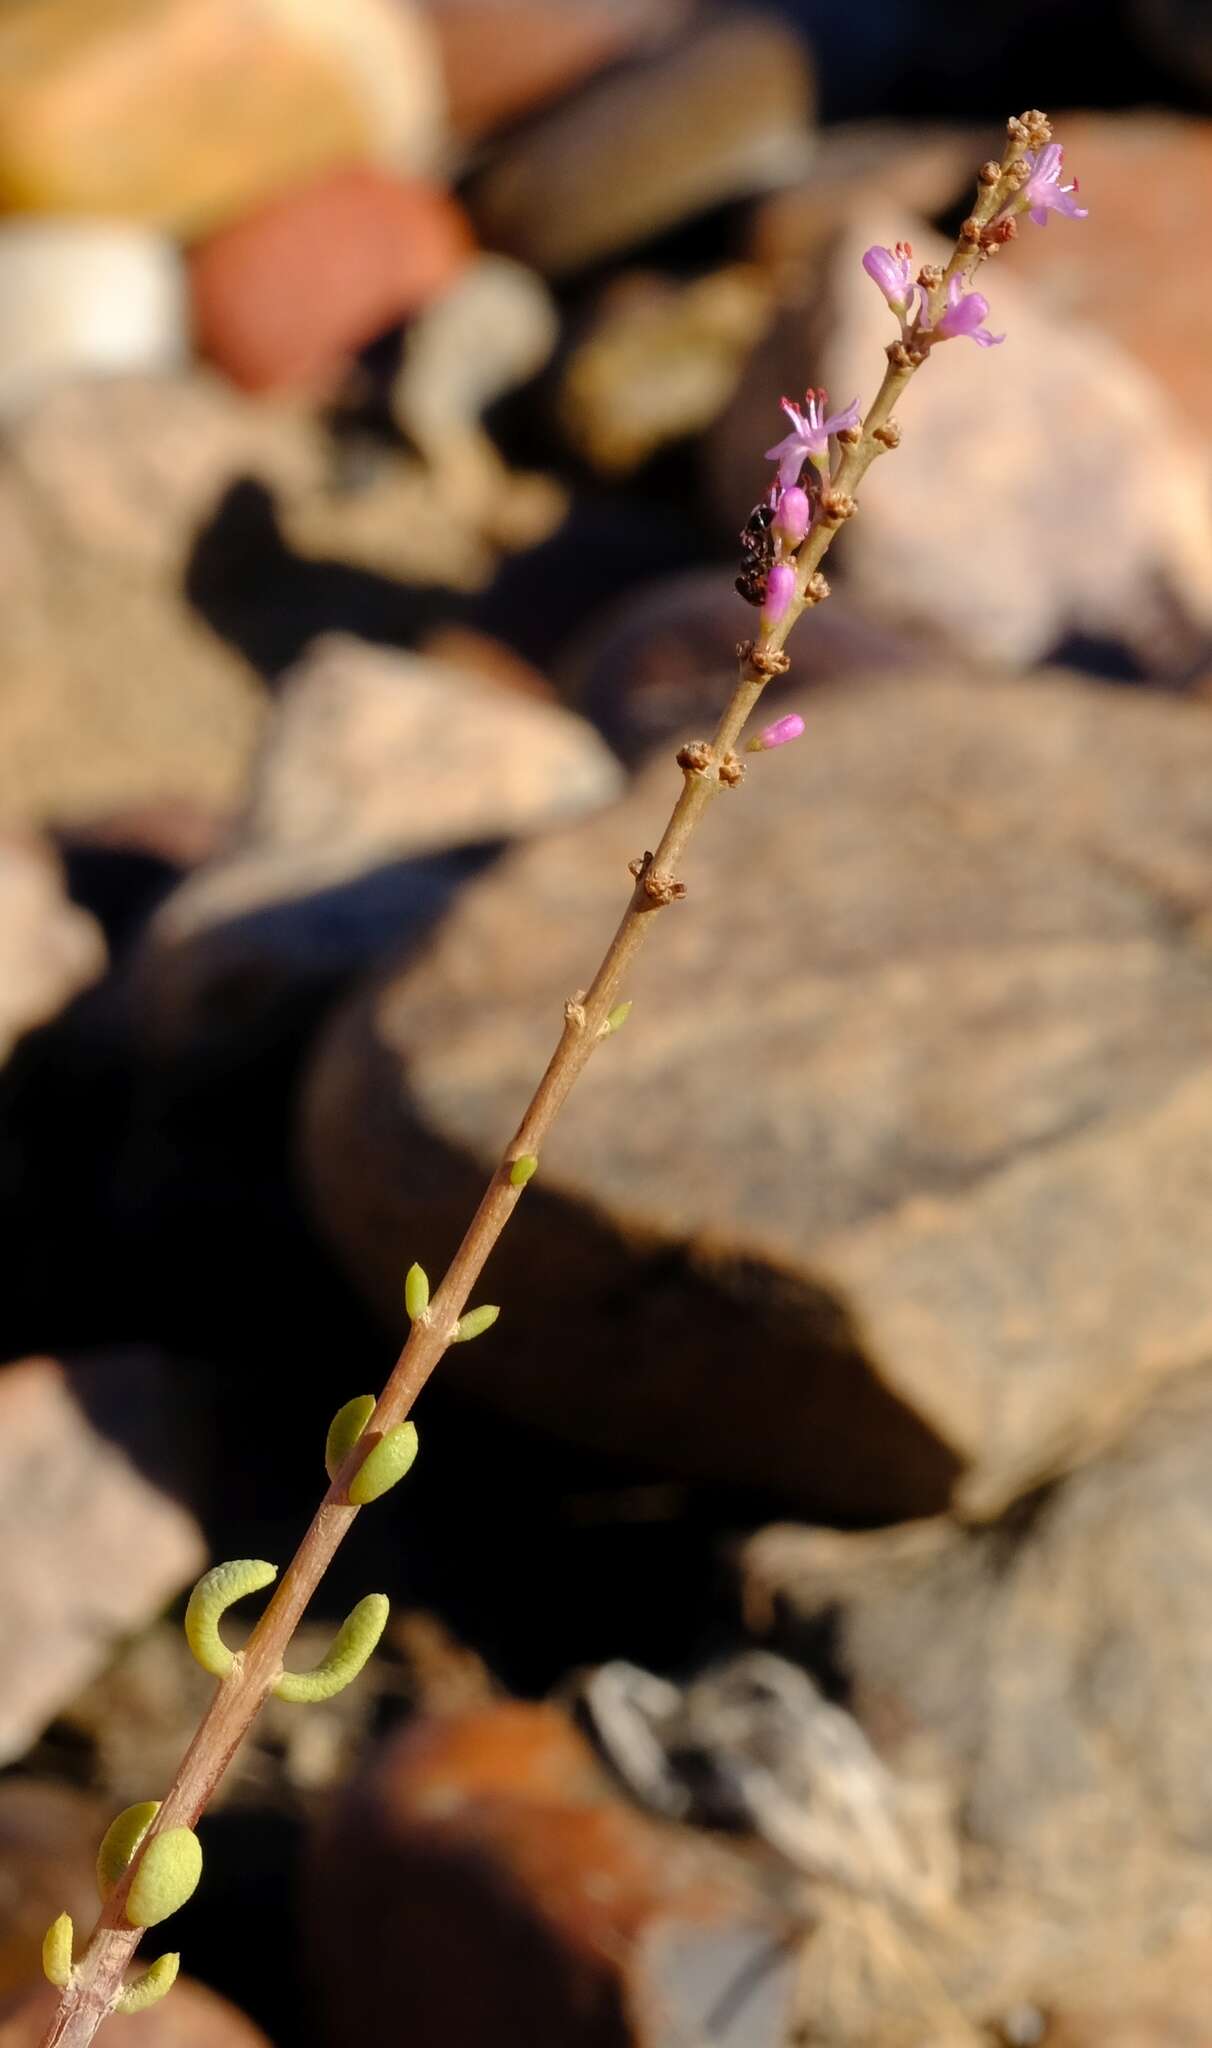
[771,486,810,549]
[747,713,805,752]
[760,561,795,634]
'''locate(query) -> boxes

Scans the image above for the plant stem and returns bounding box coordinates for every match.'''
[40,112,1040,2048]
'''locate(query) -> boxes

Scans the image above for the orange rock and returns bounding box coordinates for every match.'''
[307,1703,794,2048]
[0,0,445,238]
[189,169,475,393]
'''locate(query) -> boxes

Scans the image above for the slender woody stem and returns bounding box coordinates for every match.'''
[40,111,1044,2048]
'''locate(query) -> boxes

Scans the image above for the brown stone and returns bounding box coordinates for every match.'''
[467,14,815,275]
[428,0,686,141]
[0,839,104,1064]
[306,1702,794,2048]
[0,1354,205,1764]
[1008,114,1212,435]
[708,216,1212,676]
[190,170,476,395]
[0,0,446,237]
[301,667,1212,1520]
[135,635,622,1058]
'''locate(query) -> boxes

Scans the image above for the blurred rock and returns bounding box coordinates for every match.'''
[742,1361,1212,2016]
[420,625,557,703]
[302,667,1212,1520]
[0,1977,271,2048]
[0,1354,205,1765]
[427,0,689,140]
[708,218,1212,676]
[468,14,815,275]
[307,1702,795,2048]
[557,568,921,763]
[0,1782,105,2003]
[747,121,978,277]
[392,253,565,550]
[1008,114,1212,436]
[0,840,105,1065]
[558,266,774,475]
[0,223,187,424]
[190,170,475,395]
[0,0,445,236]
[136,634,622,1057]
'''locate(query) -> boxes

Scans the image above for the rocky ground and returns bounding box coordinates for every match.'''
[3,4,1212,2046]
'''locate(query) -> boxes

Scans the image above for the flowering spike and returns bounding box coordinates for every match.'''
[325,1394,376,1482]
[404,1262,430,1321]
[347,1422,419,1505]
[862,241,918,319]
[760,561,796,633]
[771,485,810,550]
[765,388,861,489]
[1019,142,1087,226]
[604,1001,632,1035]
[184,1559,278,1679]
[42,1913,74,1989]
[274,1593,389,1704]
[114,1951,181,2016]
[125,1828,203,1929]
[509,1154,539,1186]
[747,713,805,753]
[97,1802,161,1902]
[453,1304,500,1343]
[928,276,1004,348]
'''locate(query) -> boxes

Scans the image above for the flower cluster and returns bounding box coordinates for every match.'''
[861,134,1085,352]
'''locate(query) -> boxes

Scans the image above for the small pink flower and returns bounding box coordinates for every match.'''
[1020,143,1087,226]
[862,241,918,317]
[772,485,810,549]
[760,561,796,632]
[929,275,1004,348]
[747,711,805,752]
[765,388,861,490]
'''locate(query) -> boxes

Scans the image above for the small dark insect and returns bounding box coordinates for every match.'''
[735,499,775,608]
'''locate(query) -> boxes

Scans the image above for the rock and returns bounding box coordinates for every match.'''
[136,635,623,1057]
[0,1354,205,1765]
[306,1702,795,2048]
[391,254,565,551]
[0,223,187,424]
[0,840,105,1065]
[467,14,815,275]
[708,217,1212,677]
[746,121,980,279]
[0,0,446,236]
[0,1977,271,2048]
[740,1361,1212,2024]
[190,170,475,395]
[0,1782,105,2003]
[556,568,922,764]
[557,266,775,475]
[1008,115,1212,437]
[427,0,687,140]
[302,667,1212,1520]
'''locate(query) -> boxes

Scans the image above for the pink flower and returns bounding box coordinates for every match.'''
[862,241,918,317]
[1020,143,1087,226]
[760,561,796,632]
[929,275,1004,348]
[772,485,810,549]
[747,711,805,752]
[765,388,861,490]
